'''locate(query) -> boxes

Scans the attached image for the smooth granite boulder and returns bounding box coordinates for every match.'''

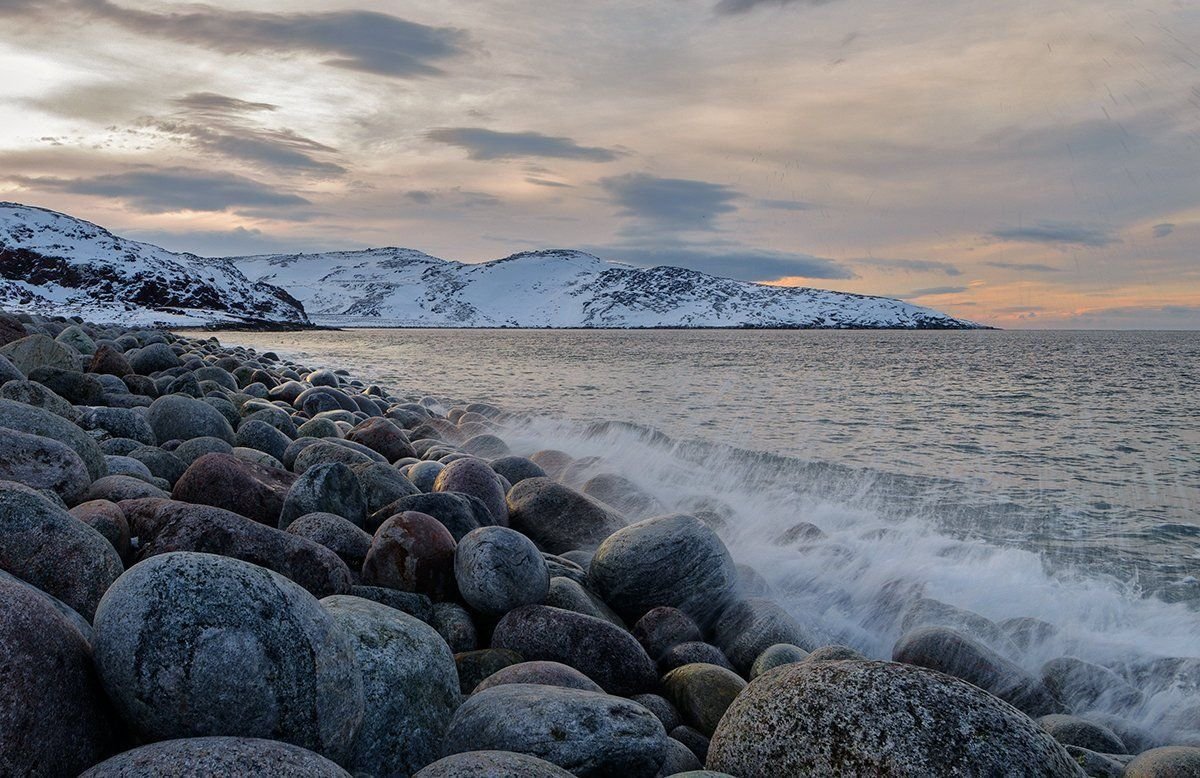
[662,663,747,736]
[235,418,292,463]
[80,474,170,503]
[415,751,573,777]
[280,462,367,530]
[88,345,133,377]
[545,576,625,627]
[707,660,1084,777]
[0,575,115,777]
[370,491,488,538]
[287,512,373,571]
[1125,747,1200,777]
[1041,656,1145,712]
[802,644,866,663]
[506,477,627,554]
[127,446,187,485]
[633,606,704,659]
[363,511,458,600]
[1038,714,1127,753]
[0,426,91,502]
[712,597,820,674]
[173,452,297,526]
[492,605,657,695]
[433,602,478,653]
[0,398,107,479]
[489,456,547,486]
[322,595,461,776]
[70,499,131,560]
[147,394,236,444]
[93,552,364,761]
[0,378,78,420]
[79,737,351,777]
[455,525,550,616]
[901,597,1020,657]
[75,406,157,446]
[442,684,668,777]
[26,366,105,405]
[0,480,123,619]
[750,643,810,678]
[434,457,508,526]
[455,648,524,696]
[0,334,78,375]
[128,342,181,374]
[353,461,421,514]
[659,642,737,674]
[345,416,415,462]
[348,585,435,623]
[474,660,604,694]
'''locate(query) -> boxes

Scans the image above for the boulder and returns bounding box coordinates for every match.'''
[712,597,820,674]
[345,417,415,462]
[662,663,747,736]
[353,461,421,514]
[362,511,458,600]
[348,585,434,623]
[88,345,132,377]
[75,406,156,445]
[0,427,90,502]
[173,436,233,465]
[632,606,703,659]
[79,737,350,777]
[1125,747,1200,777]
[0,398,107,479]
[707,660,1084,777]
[173,452,297,526]
[147,394,236,444]
[294,440,381,473]
[434,457,508,526]
[0,334,78,374]
[70,499,131,560]
[80,474,170,503]
[406,460,445,491]
[415,751,573,777]
[0,378,78,420]
[93,552,364,761]
[455,525,550,616]
[128,342,180,374]
[545,576,625,627]
[461,433,511,459]
[1038,714,1127,753]
[442,684,668,777]
[802,644,865,663]
[489,455,547,486]
[901,597,1020,656]
[322,595,461,776]
[287,513,373,571]
[507,477,627,554]
[750,643,810,678]
[492,605,657,695]
[659,642,737,674]
[455,648,524,696]
[235,419,291,463]
[280,462,366,530]
[1041,656,1145,712]
[128,446,187,485]
[26,366,105,405]
[433,601,477,653]
[474,660,604,694]
[370,491,486,538]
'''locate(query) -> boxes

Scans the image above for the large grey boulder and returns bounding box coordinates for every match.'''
[901,597,1020,656]
[75,406,157,446]
[93,552,364,762]
[455,525,550,616]
[506,477,627,553]
[1037,714,1127,753]
[146,394,236,444]
[280,462,367,529]
[0,427,91,502]
[415,751,572,777]
[442,684,668,777]
[0,334,78,374]
[1125,747,1200,777]
[707,660,1084,777]
[0,398,107,479]
[322,595,461,776]
[0,481,123,619]
[662,663,747,736]
[473,660,603,694]
[0,378,78,420]
[173,452,297,526]
[79,737,351,777]
[288,512,373,571]
[590,513,736,623]
[434,457,508,525]
[128,342,181,374]
[0,574,115,777]
[712,597,820,674]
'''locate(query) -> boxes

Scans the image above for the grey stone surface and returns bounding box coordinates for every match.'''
[79,737,351,777]
[506,477,627,554]
[146,394,236,444]
[473,660,604,694]
[455,525,549,616]
[434,456,508,526]
[415,751,573,777]
[0,398,107,479]
[663,663,747,737]
[0,426,91,502]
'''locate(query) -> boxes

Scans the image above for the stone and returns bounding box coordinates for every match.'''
[0,426,90,502]
[280,462,367,530]
[750,643,810,678]
[1002,616,1060,650]
[415,751,573,777]
[712,597,819,674]
[1063,746,1126,778]
[93,552,364,761]
[128,446,187,485]
[708,660,1083,777]
[492,605,657,695]
[0,354,20,383]
[79,737,351,777]
[461,433,511,459]
[660,737,705,776]
[582,473,664,518]
[348,585,434,623]
[1042,656,1145,712]
[406,459,445,491]
[1038,714,1127,753]
[0,312,26,347]
[147,394,236,444]
[901,597,1019,657]
[663,663,747,736]
[80,474,170,503]
[235,419,291,463]
[345,416,415,462]
[76,406,157,445]
[0,480,123,619]
[442,684,668,777]
[455,648,524,696]
[26,366,105,404]
[70,499,131,560]
[544,553,588,585]
[362,511,458,600]
[433,601,477,652]
[545,576,626,627]
[633,606,704,659]
[55,325,95,354]
[323,595,461,777]
[88,345,132,377]
[353,461,421,514]
[671,725,711,765]
[0,334,78,374]
[173,436,233,465]
[371,491,487,539]
[294,440,380,473]
[136,501,353,598]
[490,455,547,486]
[802,644,866,663]
[893,626,1064,717]
[1125,747,1200,777]
[0,575,115,777]
[507,477,627,554]
[0,378,78,420]
[659,642,737,674]
[455,525,550,616]
[0,398,107,479]
[102,454,154,482]
[128,342,181,374]
[474,660,604,694]
[173,452,297,526]
[287,512,373,571]
[435,457,508,525]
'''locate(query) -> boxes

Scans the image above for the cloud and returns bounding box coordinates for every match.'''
[590,241,854,282]
[601,173,740,230]
[713,0,832,15]
[67,2,470,77]
[127,226,354,257]
[14,167,309,213]
[989,221,1118,247]
[174,92,278,115]
[1044,305,1200,330]
[427,128,621,162]
[853,257,962,276]
[984,260,1062,273]
[758,198,816,211]
[1153,223,1175,238]
[901,286,969,298]
[403,188,500,208]
[526,178,573,188]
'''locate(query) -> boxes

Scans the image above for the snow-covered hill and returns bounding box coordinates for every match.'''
[233,248,982,329]
[0,203,307,326]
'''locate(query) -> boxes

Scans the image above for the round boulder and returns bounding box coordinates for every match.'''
[415,751,572,777]
[79,737,350,777]
[455,525,550,616]
[0,427,91,503]
[1125,747,1200,777]
[507,477,627,554]
[147,394,236,444]
[434,457,508,526]
[662,663,747,736]
[362,511,458,600]
[474,660,603,694]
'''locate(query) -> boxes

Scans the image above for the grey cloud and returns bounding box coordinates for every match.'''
[1153,223,1175,238]
[714,0,833,16]
[989,221,1118,247]
[902,286,969,298]
[589,241,854,282]
[853,257,962,276]
[174,92,277,115]
[984,260,1062,273]
[78,2,469,78]
[129,226,357,257]
[758,198,816,211]
[526,178,573,188]
[994,305,1044,314]
[15,167,309,213]
[427,128,621,162]
[1046,304,1200,330]
[601,173,740,230]
[404,188,500,208]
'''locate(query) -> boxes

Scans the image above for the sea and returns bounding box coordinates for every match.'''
[209,328,1200,740]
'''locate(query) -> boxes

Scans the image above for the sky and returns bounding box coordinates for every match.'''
[0,0,1198,328]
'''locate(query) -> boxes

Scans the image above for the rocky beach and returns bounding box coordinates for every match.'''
[1,309,1198,778]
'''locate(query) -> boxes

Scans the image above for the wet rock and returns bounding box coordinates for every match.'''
[455,648,524,696]
[0,398,107,479]
[0,334,78,374]
[322,595,460,776]
[708,660,1083,777]
[147,394,236,444]
[0,575,115,777]
[591,514,736,624]
[136,501,353,597]
[27,366,105,404]
[632,606,704,660]
[474,660,603,694]
[492,605,657,695]
[235,419,291,463]
[435,456,508,525]
[415,751,573,777]
[1001,616,1060,650]
[893,626,1064,717]
[545,576,626,627]
[433,601,477,652]
[294,439,380,473]
[529,449,573,478]
[81,474,171,502]
[79,737,351,777]
[442,684,668,777]
[490,455,547,486]
[659,642,737,674]
[507,477,627,554]
[663,663,747,736]
[712,597,820,674]
[406,460,445,491]
[461,433,511,459]
[582,473,664,518]
[0,480,123,619]
[371,491,488,538]
[70,499,131,560]
[128,342,181,374]
[352,461,420,514]
[1038,714,1127,753]
[901,597,1019,657]
[345,417,415,462]
[1125,747,1200,777]
[750,643,810,678]
[802,644,866,663]
[1063,746,1126,778]
[362,511,458,600]
[287,512,373,571]
[280,462,366,530]
[633,694,683,732]
[0,426,90,502]
[93,552,364,762]
[455,525,550,616]
[1042,656,1145,712]
[128,446,187,486]
[174,452,297,526]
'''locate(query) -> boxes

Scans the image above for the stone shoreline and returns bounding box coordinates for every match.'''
[0,309,1193,777]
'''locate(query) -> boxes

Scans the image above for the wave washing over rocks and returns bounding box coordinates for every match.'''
[0,308,1197,777]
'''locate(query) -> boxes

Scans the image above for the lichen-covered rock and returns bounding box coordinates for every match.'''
[506,477,627,554]
[0,480,123,619]
[709,660,1084,777]
[663,663,747,736]
[455,525,549,616]
[280,462,366,530]
[146,394,235,444]
[0,334,78,374]
[474,660,604,694]
[363,511,458,600]
[442,684,668,777]
[93,552,364,762]
[0,575,115,777]
[0,427,91,502]
[322,595,461,776]
[492,605,657,695]
[0,398,107,479]
[415,751,573,777]
[79,737,351,777]
[173,452,297,526]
